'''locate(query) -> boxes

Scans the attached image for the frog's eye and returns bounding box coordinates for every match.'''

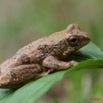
[67,35,79,46]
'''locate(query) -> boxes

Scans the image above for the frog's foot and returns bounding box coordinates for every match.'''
[43,56,78,70]
[63,60,78,69]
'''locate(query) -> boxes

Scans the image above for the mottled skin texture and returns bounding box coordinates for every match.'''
[0,24,90,88]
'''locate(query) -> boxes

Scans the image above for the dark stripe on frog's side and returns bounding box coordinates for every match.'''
[37,39,69,57]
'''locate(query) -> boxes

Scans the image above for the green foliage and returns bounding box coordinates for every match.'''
[0,42,102,103]
[0,0,103,103]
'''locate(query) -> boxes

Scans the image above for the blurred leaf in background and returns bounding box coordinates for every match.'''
[0,0,103,103]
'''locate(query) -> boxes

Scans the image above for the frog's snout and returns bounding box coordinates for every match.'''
[80,36,90,46]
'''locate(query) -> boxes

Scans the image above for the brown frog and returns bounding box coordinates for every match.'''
[0,24,90,88]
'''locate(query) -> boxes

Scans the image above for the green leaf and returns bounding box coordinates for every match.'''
[0,42,103,103]
[80,42,103,59]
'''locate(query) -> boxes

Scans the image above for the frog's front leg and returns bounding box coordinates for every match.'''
[43,56,78,70]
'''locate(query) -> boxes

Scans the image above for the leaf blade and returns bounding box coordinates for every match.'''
[0,42,103,103]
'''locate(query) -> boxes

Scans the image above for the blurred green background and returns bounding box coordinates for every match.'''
[0,0,103,103]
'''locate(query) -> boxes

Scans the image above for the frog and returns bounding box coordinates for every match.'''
[0,24,90,88]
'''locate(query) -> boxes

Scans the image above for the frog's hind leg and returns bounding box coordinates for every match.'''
[0,64,49,88]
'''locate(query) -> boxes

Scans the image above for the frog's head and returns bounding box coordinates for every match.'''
[66,24,90,51]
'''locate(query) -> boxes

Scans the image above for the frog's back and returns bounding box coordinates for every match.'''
[0,38,45,73]
[16,37,48,55]
[16,29,66,55]
[0,29,67,71]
